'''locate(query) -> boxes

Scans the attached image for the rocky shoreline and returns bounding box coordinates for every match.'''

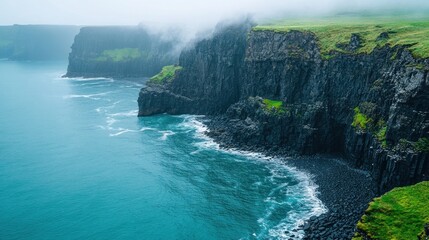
[136,21,428,239]
[203,116,377,239]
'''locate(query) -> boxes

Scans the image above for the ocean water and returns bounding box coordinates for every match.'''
[0,61,325,240]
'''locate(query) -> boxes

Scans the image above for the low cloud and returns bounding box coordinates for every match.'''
[1,0,428,45]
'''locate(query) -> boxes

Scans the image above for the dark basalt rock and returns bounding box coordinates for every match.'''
[376,32,390,41]
[138,22,429,194]
[336,33,363,51]
[419,223,429,240]
[138,21,252,115]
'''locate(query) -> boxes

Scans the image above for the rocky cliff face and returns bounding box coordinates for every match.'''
[65,26,177,78]
[138,23,429,193]
[138,22,251,115]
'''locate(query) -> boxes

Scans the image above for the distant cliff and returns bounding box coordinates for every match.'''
[0,25,80,60]
[65,26,178,78]
[138,21,429,193]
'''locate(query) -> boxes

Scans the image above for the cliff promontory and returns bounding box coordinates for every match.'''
[65,26,178,78]
[139,20,429,193]
[138,19,429,238]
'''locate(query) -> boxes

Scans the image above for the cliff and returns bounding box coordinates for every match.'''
[138,22,251,114]
[65,26,178,78]
[353,181,429,240]
[138,21,429,193]
[0,25,80,60]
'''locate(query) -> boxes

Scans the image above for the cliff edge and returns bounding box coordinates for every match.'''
[65,26,178,78]
[138,19,429,239]
[138,20,429,193]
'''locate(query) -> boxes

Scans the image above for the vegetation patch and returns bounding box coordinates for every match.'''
[254,18,429,59]
[353,181,429,240]
[414,138,429,153]
[396,137,429,153]
[352,104,389,148]
[406,63,428,71]
[96,48,142,62]
[376,125,388,148]
[149,65,182,84]
[352,107,372,130]
[262,98,286,115]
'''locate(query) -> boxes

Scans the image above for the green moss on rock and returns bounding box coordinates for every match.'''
[352,107,372,130]
[149,65,182,84]
[414,138,429,153]
[96,48,142,62]
[262,98,286,115]
[354,181,429,240]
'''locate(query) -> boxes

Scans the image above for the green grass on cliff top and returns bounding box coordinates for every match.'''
[353,181,429,240]
[96,48,142,62]
[149,65,182,84]
[254,18,429,59]
[263,98,285,114]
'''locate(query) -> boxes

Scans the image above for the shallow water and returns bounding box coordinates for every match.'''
[0,61,325,239]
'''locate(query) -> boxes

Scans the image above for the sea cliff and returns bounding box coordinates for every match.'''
[65,26,178,78]
[138,20,429,239]
[138,21,429,193]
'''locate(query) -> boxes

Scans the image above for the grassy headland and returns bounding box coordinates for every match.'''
[353,181,429,240]
[149,65,182,84]
[254,17,429,59]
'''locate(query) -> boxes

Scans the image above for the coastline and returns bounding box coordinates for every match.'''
[201,116,378,239]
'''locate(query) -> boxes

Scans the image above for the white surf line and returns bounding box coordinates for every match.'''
[107,110,139,117]
[58,76,114,82]
[62,91,114,100]
[109,128,137,137]
[179,115,327,240]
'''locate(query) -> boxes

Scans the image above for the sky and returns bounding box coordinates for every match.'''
[1,0,429,43]
[1,0,429,26]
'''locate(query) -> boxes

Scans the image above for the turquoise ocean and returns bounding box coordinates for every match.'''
[0,61,325,240]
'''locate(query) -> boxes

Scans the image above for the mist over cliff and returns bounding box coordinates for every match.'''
[65,26,178,78]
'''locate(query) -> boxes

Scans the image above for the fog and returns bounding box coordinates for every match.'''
[2,0,428,44]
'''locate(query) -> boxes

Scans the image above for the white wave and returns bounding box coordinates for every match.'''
[178,115,327,240]
[140,127,157,132]
[254,160,327,240]
[159,130,176,141]
[60,76,114,82]
[95,101,122,113]
[63,91,113,100]
[108,110,138,117]
[79,82,112,86]
[177,115,221,150]
[106,117,117,128]
[109,128,136,137]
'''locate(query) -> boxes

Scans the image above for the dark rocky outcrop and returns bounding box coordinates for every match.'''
[138,23,429,194]
[419,223,429,240]
[65,26,178,78]
[138,22,429,239]
[0,25,80,60]
[139,22,251,114]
